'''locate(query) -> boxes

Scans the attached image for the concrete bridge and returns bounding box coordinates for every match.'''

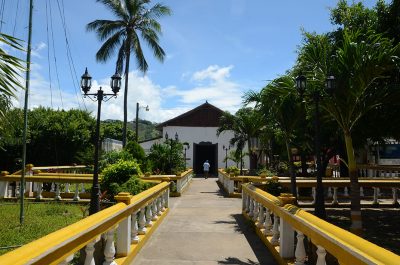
[133,178,275,264]
[0,167,399,265]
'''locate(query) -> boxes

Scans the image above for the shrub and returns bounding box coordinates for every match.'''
[257,167,275,177]
[110,176,153,196]
[99,150,133,171]
[263,177,288,196]
[101,160,142,195]
[226,166,240,176]
[125,141,146,162]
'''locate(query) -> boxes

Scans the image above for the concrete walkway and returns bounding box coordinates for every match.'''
[133,178,276,265]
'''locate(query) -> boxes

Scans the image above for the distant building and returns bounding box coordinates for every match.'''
[139,102,249,175]
[102,138,123,152]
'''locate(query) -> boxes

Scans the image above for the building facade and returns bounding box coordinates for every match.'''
[140,102,249,175]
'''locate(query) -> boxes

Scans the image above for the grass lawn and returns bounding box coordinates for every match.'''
[0,201,84,255]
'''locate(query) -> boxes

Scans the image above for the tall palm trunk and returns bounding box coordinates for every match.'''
[122,45,131,147]
[344,131,362,235]
[285,139,297,199]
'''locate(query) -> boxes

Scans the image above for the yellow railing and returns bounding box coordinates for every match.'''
[0,165,96,200]
[218,169,400,206]
[141,169,193,196]
[0,181,170,265]
[242,183,400,265]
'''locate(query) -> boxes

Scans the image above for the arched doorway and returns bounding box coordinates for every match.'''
[193,142,218,176]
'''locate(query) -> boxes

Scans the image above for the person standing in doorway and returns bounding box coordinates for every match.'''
[203,160,210,179]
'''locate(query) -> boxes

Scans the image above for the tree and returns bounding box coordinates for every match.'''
[297,28,400,233]
[87,0,171,147]
[0,33,24,100]
[217,108,264,175]
[245,76,304,199]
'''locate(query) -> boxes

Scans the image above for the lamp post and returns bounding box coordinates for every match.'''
[223,145,230,169]
[295,74,335,219]
[81,68,121,215]
[135,103,149,142]
[183,143,190,169]
[165,132,179,174]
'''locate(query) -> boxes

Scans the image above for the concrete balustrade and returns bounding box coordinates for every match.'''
[242,183,400,265]
[0,181,170,265]
[218,169,400,206]
[0,165,93,201]
[140,169,193,196]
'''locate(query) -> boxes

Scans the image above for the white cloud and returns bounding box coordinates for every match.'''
[12,64,243,124]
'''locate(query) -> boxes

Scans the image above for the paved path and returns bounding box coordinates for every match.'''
[133,178,276,265]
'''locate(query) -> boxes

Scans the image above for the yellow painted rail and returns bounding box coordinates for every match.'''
[141,169,193,196]
[0,181,170,265]
[242,183,400,265]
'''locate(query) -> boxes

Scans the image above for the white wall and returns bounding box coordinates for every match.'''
[162,126,249,170]
[140,138,163,154]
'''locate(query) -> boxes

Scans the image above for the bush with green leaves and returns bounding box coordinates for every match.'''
[263,177,288,196]
[257,167,275,177]
[225,166,240,176]
[99,150,134,171]
[101,159,151,198]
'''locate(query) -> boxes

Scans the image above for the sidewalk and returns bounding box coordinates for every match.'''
[132,177,276,265]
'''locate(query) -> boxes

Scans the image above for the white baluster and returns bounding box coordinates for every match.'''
[248,198,254,217]
[131,211,139,243]
[377,187,381,196]
[55,183,62,200]
[280,216,294,258]
[145,205,153,227]
[270,214,280,245]
[327,187,332,198]
[392,188,399,206]
[372,187,379,205]
[81,183,85,192]
[65,183,70,193]
[73,183,80,201]
[36,182,43,200]
[157,197,163,216]
[344,187,349,197]
[242,192,247,211]
[138,207,147,235]
[51,182,55,192]
[117,215,131,256]
[257,205,265,228]
[316,245,327,265]
[252,201,259,222]
[332,187,338,205]
[312,187,316,204]
[164,189,170,208]
[295,231,306,265]
[245,193,251,213]
[103,228,117,265]
[360,187,364,197]
[84,239,97,265]
[264,209,273,236]
[151,200,158,221]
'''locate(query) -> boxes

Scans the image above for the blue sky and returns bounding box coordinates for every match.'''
[3,0,377,122]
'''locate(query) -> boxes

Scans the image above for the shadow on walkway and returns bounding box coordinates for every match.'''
[218,257,259,265]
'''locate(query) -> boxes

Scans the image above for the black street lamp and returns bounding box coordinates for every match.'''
[165,132,179,174]
[295,74,335,219]
[223,145,230,169]
[81,68,121,215]
[135,103,149,142]
[183,143,190,169]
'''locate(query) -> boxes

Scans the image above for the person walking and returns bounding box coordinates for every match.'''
[203,160,210,179]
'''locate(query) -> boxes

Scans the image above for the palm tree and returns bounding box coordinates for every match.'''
[297,29,400,233]
[245,76,304,199]
[217,108,264,175]
[87,0,171,146]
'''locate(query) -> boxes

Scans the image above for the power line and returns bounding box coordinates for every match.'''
[56,0,87,111]
[45,0,53,108]
[0,0,5,32]
[12,0,19,36]
[48,0,64,109]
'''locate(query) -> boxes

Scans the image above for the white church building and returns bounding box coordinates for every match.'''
[140,102,249,175]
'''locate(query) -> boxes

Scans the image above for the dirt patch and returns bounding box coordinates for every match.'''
[325,208,400,255]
